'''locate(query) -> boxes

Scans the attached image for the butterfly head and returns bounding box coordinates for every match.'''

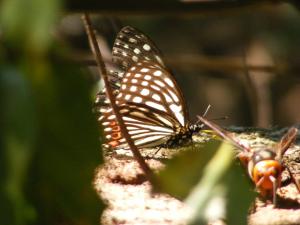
[188,122,204,135]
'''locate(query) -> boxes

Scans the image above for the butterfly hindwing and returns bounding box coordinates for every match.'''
[117,62,188,127]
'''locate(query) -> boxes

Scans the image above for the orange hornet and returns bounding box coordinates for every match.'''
[198,116,299,205]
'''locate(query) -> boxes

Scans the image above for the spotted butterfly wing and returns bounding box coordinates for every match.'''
[112,26,166,70]
[94,26,165,115]
[95,26,199,149]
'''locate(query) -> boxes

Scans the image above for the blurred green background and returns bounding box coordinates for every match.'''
[0,0,103,224]
[0,0,299,225]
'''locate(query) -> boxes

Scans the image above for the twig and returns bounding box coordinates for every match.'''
[241,49,259,126]
[66,0,291,15]
[81,13,154,183]
[243,43,274,128]
[70,53,293,74]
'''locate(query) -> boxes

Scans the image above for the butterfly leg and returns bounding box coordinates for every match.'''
[152,146,162,158]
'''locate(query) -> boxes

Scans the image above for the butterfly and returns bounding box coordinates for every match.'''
[198,116,300,205]
[94,26,204,150]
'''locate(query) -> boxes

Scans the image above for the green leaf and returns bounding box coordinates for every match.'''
[155,140,254,225]
[0,50,104,225]
[155,141,221,200]
[0,0,61,55]
[24,56,104,225]
[185,141,234,224]
[225,163,255,225]
[0,67,38,225]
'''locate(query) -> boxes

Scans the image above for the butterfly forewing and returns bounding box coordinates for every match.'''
[112,26,165,71]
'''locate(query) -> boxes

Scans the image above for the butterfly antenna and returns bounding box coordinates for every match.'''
[212,116,229,121]
[202,104,211,118]
[198,116,246,151]
[197,104,228,124]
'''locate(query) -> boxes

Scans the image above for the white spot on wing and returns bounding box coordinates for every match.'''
[108,115,116,120]
[134,48,141,54]
[141,68,149,73]
[125,94,131,100]
[141,88,150,96]
[143,44,151,51]
[134,135,165,146]
[130,86,137,92]
[145,75,152,80]
[168,90,179,102]
[152,94,161,101]
[129,38,137,43]
[142,81,149,86]
[154,80,165,87]
[163,93,172,102]
[127,126,138,130]
[155,115,174,127]
[132,133,164,139]
[164,78,174,87]
[146,101,166,112]
[170,104,184,126]
[120,108,129,113]
[129,129,149,135]
[122,116,140,122]
[150,85,160,91]
[133,96,142,103]
[134,124,172,133]
[132,56,138,62]
[155,55,164,65]
[153,70,162,76]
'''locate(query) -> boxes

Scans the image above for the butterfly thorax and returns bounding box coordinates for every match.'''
[160,123,203,148]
